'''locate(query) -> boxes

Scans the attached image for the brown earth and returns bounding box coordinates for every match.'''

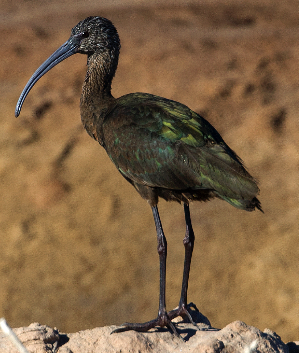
[0,318,294,353]
[0,0,298,345]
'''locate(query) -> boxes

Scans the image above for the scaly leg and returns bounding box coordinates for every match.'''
[112,205,180,337]
[168,203,199,327]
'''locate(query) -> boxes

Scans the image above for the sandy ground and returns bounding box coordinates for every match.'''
[0,0,298,343]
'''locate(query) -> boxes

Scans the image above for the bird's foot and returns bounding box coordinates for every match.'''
[111,310,182,338]
[168,302,200,329]
[111,303,200,339]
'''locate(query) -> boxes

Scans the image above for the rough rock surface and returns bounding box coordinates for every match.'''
[0,311,297,353]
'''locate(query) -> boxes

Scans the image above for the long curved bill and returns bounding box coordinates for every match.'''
[15,33,84,117]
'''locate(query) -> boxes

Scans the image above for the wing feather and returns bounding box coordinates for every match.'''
[102,93,259,202]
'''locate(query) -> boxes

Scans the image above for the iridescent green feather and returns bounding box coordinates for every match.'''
[103,92,261,211]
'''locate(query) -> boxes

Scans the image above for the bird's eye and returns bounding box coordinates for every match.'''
[81,31,89,38]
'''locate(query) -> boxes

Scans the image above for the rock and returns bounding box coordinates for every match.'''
[0,322,59,353]
[0,310,296,353]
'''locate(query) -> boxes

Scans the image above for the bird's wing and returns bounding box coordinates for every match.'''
[103,93,259,200]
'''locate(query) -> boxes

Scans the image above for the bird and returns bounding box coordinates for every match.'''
[15,16,262,337]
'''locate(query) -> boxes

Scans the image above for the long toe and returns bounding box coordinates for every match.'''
[111,313,182,339]
[168,302,201,330]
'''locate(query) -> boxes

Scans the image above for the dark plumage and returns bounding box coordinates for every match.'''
[15,16,262,337]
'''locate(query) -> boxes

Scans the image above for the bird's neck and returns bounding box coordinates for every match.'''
[80,51,118,144]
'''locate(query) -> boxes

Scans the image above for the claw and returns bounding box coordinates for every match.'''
[111,303,201,341]
[111,312,183,339]
[168,302,200,330]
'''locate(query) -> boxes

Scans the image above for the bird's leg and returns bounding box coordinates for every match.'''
[152,205,178,334]
[154,204,168,323]
[168,203,199,327]
[111,205,180,337]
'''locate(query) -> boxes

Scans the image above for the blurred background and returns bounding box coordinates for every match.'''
[0,0,298,343]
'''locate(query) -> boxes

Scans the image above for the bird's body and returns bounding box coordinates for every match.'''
[84,91,260,210]
[15,16,262,338]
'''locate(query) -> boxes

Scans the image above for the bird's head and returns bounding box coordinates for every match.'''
[72,17,120,56]
[15,16,120,117]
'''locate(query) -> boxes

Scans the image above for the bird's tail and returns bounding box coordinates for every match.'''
[216,194,263,212]
[181,143,262,212]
